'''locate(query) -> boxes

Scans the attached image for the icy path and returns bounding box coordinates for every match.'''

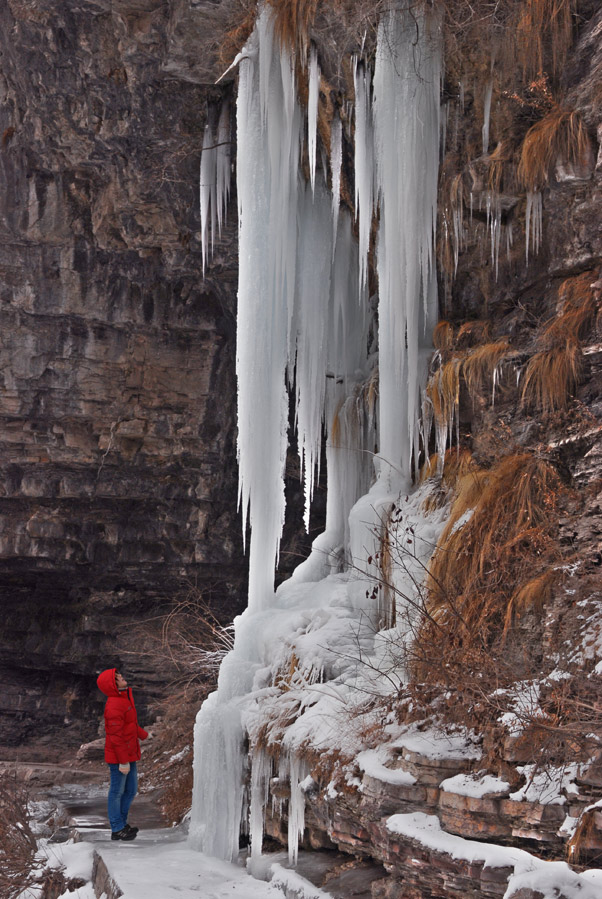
[41,828,317,899]
[89,829,284,899]
[28,779,333,899]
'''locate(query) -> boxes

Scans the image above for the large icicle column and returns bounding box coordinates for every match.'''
[373,5,441,485]
[236,11,301,614]
[348,3,441,587]
[191,0,443,865]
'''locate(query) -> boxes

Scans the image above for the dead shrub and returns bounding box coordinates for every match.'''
[123,587,236,823]
[0,775,40,899]
[421,453,562,672]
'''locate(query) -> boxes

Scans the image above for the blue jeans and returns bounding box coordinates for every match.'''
[107,762,138,833]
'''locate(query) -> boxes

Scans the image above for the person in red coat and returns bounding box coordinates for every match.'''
[97,668,149,841]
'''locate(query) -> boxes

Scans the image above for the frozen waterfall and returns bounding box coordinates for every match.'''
[192,2,442,865]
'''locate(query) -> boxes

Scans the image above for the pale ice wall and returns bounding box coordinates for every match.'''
[192,2,442,865]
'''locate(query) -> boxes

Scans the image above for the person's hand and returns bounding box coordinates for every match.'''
[119,763,130,775]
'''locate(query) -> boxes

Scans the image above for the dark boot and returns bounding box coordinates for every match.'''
[111,826,137,841]
[124,823,139,836]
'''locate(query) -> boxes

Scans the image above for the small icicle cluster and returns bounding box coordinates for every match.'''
[200,101,231,273]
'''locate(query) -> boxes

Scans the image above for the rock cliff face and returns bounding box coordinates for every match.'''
[0,0,246,748]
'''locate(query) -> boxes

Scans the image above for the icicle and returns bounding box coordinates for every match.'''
[189,692,247,860]
[330,111,342,255]
[289,210,373,581]
[216,100,231,234]
[452,199,463,274]
[506,220,514,262]
[200,110,217,274]
[482,78,493,155]
[200,101,232,273]
[248,747,272,871]
[236,8,302,611]
[486,192,502,280]
[373,4,442,480]
[440,100,449,161]
[353,58,374,296]
[294,179,333,530]
[525,190,542,263]
[281,753,309,866]
[308,47,319,194]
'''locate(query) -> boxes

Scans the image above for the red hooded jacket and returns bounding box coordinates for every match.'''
[97,668,148,764]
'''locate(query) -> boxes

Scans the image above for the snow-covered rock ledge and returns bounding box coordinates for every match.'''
[257,721,602,898]
[385,812,602,899]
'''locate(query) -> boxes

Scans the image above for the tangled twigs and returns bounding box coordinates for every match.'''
[0,774,40,899]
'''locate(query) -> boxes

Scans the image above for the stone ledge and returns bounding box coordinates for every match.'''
[92,850,123,899]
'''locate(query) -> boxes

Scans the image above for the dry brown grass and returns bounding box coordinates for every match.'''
[545,272,600,343]
[515,0,574,81]
[213,1,259,71]
[567,804,600,864]
[266,0,319,56]
[426,334,513,451]
[330,369,378,448]
[456,320,492,349]
[520,272,598,413]
[421,453,561,668]
[433,321,454,352]
[421,448,480,511]
[274,652,301,692]
[518,105,590,192]
[521,338,582,413]
[463,339,511,399]
[503,569,558,638]
[426,356,463,437]
[487,140,515,194]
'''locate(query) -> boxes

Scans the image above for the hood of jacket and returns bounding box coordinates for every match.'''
[97,668,122,698]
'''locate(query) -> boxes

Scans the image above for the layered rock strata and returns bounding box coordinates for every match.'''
[0,0,244,747]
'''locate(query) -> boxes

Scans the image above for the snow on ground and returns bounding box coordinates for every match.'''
[357,746,417,785]
[268,863,334,899]
[28,830,331,899]
[508,762,581,805]
[386,812,602,899]
[95,834,284,899]
[439,771,511,798]
[389,722,482,761]
[31,838,95,884]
